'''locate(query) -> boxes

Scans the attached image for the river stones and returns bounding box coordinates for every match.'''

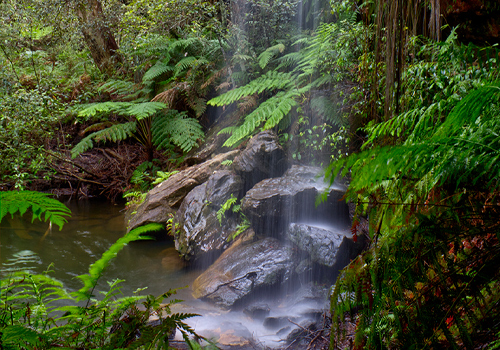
[240,165,349,236]
[192,234,294,309]
[173,170,243,261]
[127,150,239,231]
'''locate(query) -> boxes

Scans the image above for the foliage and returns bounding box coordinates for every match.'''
[0,191,71,230]
[0,88,68,189]
[0,220,200,349]
[208,22,356,152]
[327,34,500,348]
[217,194,239,224]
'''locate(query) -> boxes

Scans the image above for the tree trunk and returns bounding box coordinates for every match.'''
[76,0,121,74]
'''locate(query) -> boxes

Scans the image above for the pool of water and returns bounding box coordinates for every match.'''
[0,199,201,302]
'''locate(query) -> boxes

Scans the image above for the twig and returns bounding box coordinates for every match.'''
[43,149,100,178]
[288,319,328,342]
[52,172,106,187]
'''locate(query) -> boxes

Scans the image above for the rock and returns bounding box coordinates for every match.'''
[286,223,360,268]
[233,131,288,191]
[243,303,271,320]
[127,150,239,231]
[192,235,294,309]
[197,321,255,349]
[173,171,244,261]
[240,165,349,236]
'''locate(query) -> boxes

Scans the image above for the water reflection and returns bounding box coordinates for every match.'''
[0,199,200,301]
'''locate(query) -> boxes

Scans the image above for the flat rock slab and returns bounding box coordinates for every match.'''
[127,150,239,231]
[192,234,294,309]
[286,223,358,268]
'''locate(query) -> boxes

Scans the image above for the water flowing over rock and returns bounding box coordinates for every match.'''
[127,150,239,231]
[192,232,294,309]
[240,165,349,236]
[173,170,243,261]
[233,131,288,191]
[286,223,359,268]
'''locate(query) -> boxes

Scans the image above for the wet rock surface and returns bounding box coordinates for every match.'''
[233,131,288,191]
[241,165,349,236]
[192,233,294,309]
[127,150,239,231]
[174,171,243,261]
[286,223,360,268]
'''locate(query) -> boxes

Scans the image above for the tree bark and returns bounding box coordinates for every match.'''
[75,0,121,74]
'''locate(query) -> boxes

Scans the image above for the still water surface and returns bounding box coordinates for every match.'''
[0,199,201,302]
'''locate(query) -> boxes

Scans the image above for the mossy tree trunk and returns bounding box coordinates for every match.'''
[75,0,121,75]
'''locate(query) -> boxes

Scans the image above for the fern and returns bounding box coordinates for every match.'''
[208,71,294,106]
[125,101,167,119]
[0,191,71,230]
[74,223,163,301]
[77,101,134,118]
[98,79,137,96]
[142,59,174,82]
[258,43,285,69]
[71,121,137,158]
[152,110,204,153]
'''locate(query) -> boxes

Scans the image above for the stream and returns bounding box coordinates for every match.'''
[1,198,325,348]
[0,199,200,302]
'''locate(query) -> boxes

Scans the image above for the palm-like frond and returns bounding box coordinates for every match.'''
[152,110,204,153]
[0,191,71,230]
[71,122,137,158]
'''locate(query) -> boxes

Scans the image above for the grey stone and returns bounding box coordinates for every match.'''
[286,223,356,268]
[127,150,239,231]
[240,165,349,236]
[173,171,243,261]
[192,235,294,309]
[233,131,288,191]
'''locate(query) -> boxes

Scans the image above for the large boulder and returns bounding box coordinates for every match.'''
[127,150,239,231]
[286,223,361,268]
[174,170,244,261]
[233,131,288,191]
[192,232,294,309]
[240,165,349,236]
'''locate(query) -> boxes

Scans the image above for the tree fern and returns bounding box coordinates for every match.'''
[258,43,285,69]
[152,110,204,153]
[142,59,174,82]
[0,191,71,230]
[71,121,137,158]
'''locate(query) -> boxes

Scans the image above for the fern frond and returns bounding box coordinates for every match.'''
[0,191,71,230]
[77,102,134,118]
[174,56,198,77]
[152,110,204,153]
[142,60,174,82]
[223,90,299,147]
[98,79,137,96]
[258,43,285,69]
[125,102,167,120]
[310,96,345,126]
[74,223,162,301]
[208,71,293,106]
[71,122,137,158]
